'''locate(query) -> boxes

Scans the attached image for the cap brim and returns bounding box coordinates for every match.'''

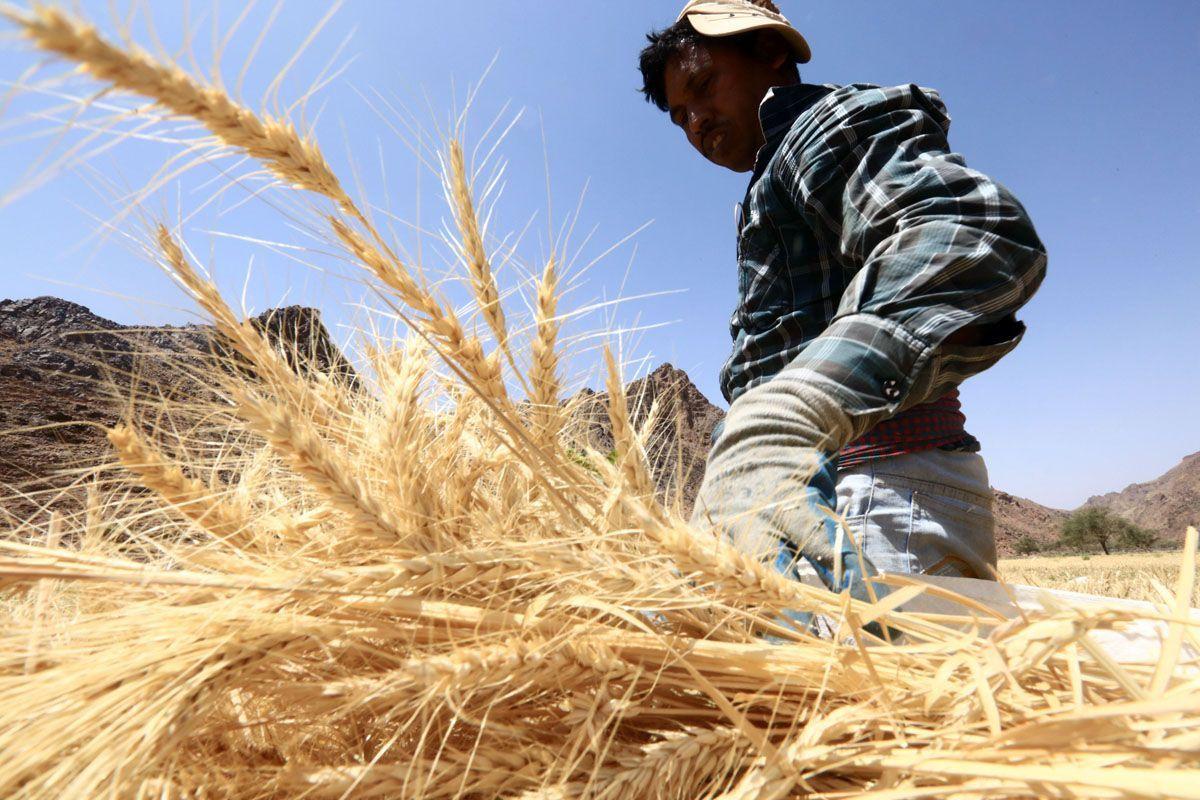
[684,10,811,64]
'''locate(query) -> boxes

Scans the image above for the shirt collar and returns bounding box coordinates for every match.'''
[751,83,830,180]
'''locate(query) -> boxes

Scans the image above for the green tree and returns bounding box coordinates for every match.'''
[1059,507,1126,555]
[1115,522,1157,551]
[1013,534,1041,556]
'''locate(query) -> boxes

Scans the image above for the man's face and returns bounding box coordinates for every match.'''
[663,40,784,173]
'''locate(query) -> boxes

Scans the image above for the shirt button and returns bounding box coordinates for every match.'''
[882,380,901,400]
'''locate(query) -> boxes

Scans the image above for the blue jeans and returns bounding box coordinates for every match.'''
[833,447,997,580]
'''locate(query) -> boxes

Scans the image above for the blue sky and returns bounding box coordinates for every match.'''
[1,1,1198,510]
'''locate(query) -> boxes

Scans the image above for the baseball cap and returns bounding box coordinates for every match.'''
[676,1,811,64]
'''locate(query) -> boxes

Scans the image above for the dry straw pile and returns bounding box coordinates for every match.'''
[1,5,1198,798]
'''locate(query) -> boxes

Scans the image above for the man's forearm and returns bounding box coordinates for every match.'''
[691,358,865,588]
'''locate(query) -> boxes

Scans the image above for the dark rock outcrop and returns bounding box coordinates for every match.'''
[0,296,353,515]
[991,490,1070,555]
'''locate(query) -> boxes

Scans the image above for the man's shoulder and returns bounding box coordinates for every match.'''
[787,83,952,141]
[820,83,947,106]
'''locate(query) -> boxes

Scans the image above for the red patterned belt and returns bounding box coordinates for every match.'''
[838,389,972,469]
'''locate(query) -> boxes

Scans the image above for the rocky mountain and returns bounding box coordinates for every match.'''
[0,296,727,521]
[0,296,353,513]
[1,296,1193,556]
[571,363,725,516]
[1085,451,1200,544]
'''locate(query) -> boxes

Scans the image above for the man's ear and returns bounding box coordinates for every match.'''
[754,30,791,71]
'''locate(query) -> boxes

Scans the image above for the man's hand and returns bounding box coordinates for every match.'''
[690,367,879,604]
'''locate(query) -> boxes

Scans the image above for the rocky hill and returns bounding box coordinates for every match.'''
[0,296,353,513]
[991,490,1069,553]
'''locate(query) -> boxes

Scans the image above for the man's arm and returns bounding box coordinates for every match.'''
[774,82,1046,428]
[692,84,1047,593]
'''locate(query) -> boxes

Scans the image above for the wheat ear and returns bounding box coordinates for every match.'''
[107,423,255,544]
[155,225,357,441]
[155,227,301,392]
[373,342,440,535]
[603,348,658,501]
[229,385,412,547]
[318,636,628,714]
[9,4,515,412]
[287,747,556,800]
[529,254,562,446]
[12,1,517,418]
[594,727,751,800]
[329,217,508,404]
[448,140,513,362]
[313,550,552,600]
[7,5,350,207]
[156,226,419,548]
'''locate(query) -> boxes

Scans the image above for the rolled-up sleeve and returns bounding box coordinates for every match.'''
[771,84,1047,428]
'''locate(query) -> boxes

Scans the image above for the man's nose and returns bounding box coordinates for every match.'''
[686,107,712,136]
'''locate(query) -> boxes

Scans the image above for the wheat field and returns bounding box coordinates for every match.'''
[0,5,1197,799]
[1001,551,1200,607]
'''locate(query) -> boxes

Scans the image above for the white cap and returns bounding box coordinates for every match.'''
[676,1,811,64]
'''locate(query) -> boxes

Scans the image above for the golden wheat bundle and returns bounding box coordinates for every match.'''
[1,5,1198,799]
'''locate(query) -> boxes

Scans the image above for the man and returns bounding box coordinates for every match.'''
[638,1,1046,598]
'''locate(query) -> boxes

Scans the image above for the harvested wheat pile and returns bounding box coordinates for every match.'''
[1,5,1198,798]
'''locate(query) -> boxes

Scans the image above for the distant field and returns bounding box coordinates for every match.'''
[999,551,1198,606]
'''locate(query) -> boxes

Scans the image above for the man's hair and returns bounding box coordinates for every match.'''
[638,20,799,113]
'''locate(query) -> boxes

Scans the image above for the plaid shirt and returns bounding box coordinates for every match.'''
[721,83,1046,443]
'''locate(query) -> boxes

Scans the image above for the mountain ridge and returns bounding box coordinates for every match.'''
[1,296,1193,554]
